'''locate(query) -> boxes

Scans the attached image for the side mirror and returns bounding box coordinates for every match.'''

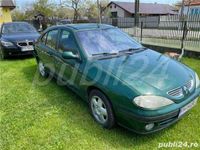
[62,51,79,59]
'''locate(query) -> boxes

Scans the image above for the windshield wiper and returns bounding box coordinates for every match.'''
[119,47,147,53]
[92,52,118,56]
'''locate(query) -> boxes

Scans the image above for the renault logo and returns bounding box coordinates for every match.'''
[182,86,189,95]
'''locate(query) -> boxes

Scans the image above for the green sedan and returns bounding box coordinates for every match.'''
[34,24,200,134]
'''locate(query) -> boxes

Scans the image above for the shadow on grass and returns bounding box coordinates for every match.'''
[22,63,175,148]
[1,54,34,61]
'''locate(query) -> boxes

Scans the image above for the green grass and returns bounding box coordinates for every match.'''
[0,57,200,150]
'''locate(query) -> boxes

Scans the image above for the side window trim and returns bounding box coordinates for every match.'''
[58,29,70,52]
[56,29,61,50]
[41,32,48,45]
[46,29,59,50]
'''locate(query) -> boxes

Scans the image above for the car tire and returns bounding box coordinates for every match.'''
[38,60,49,77]
[89,89,115,129]
[0,48,7,60]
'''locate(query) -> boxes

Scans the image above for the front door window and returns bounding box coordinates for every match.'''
[58,30,78,55]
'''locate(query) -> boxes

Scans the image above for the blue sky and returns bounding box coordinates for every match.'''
[15,0,177,9]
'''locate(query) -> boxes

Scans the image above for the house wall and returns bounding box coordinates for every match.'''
[124,11,132,17]
[179,5,200,15]
[0,7,12,24]
[104,3,132,18]
[190,5,200,14]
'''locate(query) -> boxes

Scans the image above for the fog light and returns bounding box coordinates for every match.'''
[145,123,154,131]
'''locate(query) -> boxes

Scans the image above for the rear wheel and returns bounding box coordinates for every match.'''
[89,90,115,129]
[38,61,48,77]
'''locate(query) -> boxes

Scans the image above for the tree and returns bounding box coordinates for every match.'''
[11,10,26,21]
[81,0,98,19]
[32,0,55,17]
[99,0,109,21]
[54,6,74,19]
[63,0,84,22]
[79,0,109,20]
[174,1,182,10]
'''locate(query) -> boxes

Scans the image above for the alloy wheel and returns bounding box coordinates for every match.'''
[38,61,46,77]
[91,96,108,124]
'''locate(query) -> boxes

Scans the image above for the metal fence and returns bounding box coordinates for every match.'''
[104,15,200,53]
[132,21,199,53]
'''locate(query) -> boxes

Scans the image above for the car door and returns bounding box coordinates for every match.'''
[53,29,81,90]
[36,29,59,72]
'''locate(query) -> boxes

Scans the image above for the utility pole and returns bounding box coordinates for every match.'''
[135,0,140,27]
[97,0,102,23]
[186,0,192,16]
[180,0,185,17]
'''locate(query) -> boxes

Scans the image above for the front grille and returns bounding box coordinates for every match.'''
[17,41,34,47]
[18,42,28,47]
[29,41,33,45]
[167,80,194,99]
[158,116,177,126]
[168,88,183,97]
[185,80,193,91]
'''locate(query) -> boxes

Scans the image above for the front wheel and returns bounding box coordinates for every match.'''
[38,61,48,77]
[89,90,115,129]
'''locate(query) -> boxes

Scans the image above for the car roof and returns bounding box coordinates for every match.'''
[3,22,30,25]
[56,23,115,31]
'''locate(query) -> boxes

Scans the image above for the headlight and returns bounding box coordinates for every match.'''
[133,96,174,109]
[195,73,200,88]
[1,40,14,47]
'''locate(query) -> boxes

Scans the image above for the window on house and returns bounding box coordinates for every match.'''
[191,9,195,15]
[195,8,198,14]
[110,5,112,9]
[111,12,117,18]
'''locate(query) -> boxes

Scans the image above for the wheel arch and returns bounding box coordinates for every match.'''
[87,86,107,99]
[87,85,115,112]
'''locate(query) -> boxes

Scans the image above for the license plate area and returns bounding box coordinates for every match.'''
[178,98,198,118]
[21,46,34,51]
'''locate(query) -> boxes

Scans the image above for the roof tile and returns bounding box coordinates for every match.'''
[110,1,178,15]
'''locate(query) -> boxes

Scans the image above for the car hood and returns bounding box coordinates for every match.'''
[93,49,194,95]
[1,32,40,42]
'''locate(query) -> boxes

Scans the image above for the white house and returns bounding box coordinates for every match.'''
[103,1,177,18]
[179,0,200,15]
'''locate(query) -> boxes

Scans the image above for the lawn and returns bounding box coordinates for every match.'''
[0,57,200,150]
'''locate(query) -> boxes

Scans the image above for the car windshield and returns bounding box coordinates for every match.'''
[76,28,143,56]
[2,23,37,34]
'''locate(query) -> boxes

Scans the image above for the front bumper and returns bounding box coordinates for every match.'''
[2,46,34,56]
[117,88,200,134]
